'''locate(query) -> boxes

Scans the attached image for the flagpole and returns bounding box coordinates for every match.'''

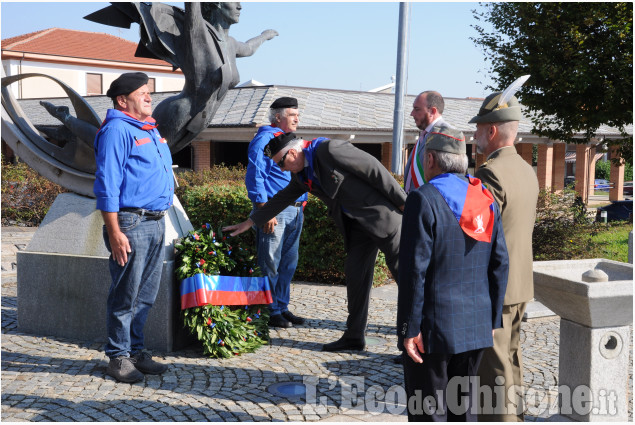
[391,2,410,174]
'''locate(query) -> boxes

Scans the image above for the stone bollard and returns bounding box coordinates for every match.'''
[533,259,633,422]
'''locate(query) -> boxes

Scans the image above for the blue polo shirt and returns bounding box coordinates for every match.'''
[93,109,174,212]
[245,125,307,204]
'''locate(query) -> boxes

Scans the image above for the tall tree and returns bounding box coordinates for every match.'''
[472,3,633,164]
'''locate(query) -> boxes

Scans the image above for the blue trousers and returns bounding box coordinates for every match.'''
[103,212,165,359]
[255,205,303,316]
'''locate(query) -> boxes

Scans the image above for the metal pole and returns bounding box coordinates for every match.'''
[391,2,410,174]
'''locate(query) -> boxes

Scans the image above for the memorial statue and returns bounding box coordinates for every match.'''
[1,2,277,195]
[86,2,278,153]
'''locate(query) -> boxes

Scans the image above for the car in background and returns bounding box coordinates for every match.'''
[595,200,633,222]
[594,179,611,191]
[623,181,633,196]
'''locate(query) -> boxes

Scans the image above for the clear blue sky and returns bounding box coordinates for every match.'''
[1,2,496,98]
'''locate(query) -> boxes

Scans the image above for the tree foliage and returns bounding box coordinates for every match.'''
[472,3,633,164]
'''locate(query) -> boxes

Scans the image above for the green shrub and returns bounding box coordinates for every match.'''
[176,165,393,285]
[532,188,630,262]
[1,161,67,225]
[595,160,633,181]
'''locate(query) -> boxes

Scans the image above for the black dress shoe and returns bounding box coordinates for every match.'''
[269,314,292,328]
[282,310,305,325]
[322,337,365,352]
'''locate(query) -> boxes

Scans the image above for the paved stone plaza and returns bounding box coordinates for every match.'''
[1,226,632,421]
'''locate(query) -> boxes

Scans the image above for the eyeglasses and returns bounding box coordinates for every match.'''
[276,151,289,169]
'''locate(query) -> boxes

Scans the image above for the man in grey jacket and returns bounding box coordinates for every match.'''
[224,132,406,352]
[404,91,452,193]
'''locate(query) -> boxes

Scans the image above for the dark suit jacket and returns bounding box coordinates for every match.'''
[397,178,509,354]
[250,139,406,243]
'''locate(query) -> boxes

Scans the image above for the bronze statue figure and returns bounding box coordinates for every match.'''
[1,2,277,196]
[86,2,278,153]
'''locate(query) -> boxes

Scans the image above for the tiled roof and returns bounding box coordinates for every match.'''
[2,28,169,66]
[16,85,631,139]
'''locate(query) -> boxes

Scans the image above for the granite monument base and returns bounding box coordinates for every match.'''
[17,192,195,352]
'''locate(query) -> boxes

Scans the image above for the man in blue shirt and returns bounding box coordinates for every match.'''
[94,72,174,383]
[245,97,307,328]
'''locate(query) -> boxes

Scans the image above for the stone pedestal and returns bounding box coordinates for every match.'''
[17,193,195,352]
[533,259,633,422]
[558,320,630,421]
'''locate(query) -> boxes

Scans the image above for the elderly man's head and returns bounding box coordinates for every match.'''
[264,132,306,173]
[470,91,522,157]
[106,72,152,121]
[422,127,468,181]
[269,97,300,133]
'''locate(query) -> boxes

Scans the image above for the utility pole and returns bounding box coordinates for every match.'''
[391,2,410,174]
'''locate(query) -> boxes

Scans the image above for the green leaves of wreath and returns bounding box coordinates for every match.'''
[175,224,270,358]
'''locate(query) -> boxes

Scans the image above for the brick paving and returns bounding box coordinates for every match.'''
[1,226,632,422]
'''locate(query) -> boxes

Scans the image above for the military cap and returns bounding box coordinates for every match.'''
[469,92,521,123]
[264,132,298,158]
[425,126,466,155]
[106,72,149,99]
[270,97,298,109]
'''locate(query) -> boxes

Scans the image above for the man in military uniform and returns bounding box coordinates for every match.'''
[470,91,539,421]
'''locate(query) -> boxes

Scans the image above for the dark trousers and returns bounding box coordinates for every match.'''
[402,349,484,422]
[342,217,400,340]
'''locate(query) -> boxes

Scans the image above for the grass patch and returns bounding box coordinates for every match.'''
[585,222,631,263]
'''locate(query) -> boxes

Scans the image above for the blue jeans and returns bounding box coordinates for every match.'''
[103,212,165,359]
[255,205,303,317]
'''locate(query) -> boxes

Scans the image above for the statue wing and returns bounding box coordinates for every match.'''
[85,2,187,71]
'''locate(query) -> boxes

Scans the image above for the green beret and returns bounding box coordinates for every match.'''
[469,92,522,123]
[106,72,149,99]
[425,126,466,155]
[264,132,298,158]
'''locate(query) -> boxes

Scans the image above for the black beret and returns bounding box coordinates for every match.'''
[106,72,149,99]
[264,132,298,158]
[270,97,298,109]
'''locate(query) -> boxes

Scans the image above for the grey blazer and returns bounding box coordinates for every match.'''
[251,139,406,242]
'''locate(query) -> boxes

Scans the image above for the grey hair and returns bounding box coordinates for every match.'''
[424,147,468,174]
[277,138,305,157]
[269,107,296,125]
[493,120,520,142]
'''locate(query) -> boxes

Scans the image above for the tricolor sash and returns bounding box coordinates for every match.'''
[405,131,427,191]
[428,173,495,242]
[180,274,272,310]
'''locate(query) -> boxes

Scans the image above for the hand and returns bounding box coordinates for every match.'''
[109,230,131,267]
[404,332,425,363]
[261,29,279,40]
[399,204,405,212]
[262,217,278,234]
[222,219,254,237]
[101,211,131,267]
